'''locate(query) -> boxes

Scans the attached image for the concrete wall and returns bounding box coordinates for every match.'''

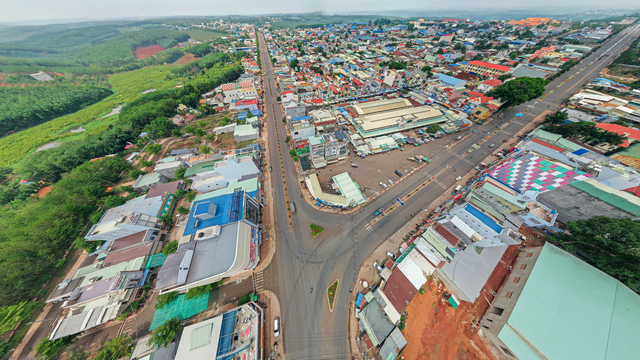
[480,246,544,359]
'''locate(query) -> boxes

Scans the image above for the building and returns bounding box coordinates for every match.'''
[85,196,163,242]
[481,243,640,360]
[186,153,260,194]
[154,157,187,179]
[133,172,169,191]
[155,190,261,293]
[291,119,316,141]
[234,124,260,142]
[348,98,446,138]
[220,80,258,103]
[174,302,262,360]
[462,60,510,76]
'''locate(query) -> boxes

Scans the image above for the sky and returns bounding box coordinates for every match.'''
[0,0,638,24]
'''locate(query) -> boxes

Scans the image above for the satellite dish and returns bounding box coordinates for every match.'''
[363,281,369,288]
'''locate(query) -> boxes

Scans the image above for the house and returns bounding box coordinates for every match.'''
[234,124,260,142]
[462,60,510,76]
[153,157,187,179]
[436,73,467,89]
[481,243,640,360]
[186,154,260,194]
[174,302,262,360]
[476,79,502,93]
[155,190,261,293]
[291,119,316,141]
[85,196,163,242]
[133,172,168,191]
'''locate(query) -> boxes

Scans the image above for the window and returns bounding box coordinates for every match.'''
[513,277,520,283]
[505,291,513,298]
[491,307,504,316]
[520,264,527,270]
[482,325,490,329]
[526,252,533,257]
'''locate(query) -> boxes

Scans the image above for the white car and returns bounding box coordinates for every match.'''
[380,182,388,189]
[456,176,462,181]
[373,262,384,272]
[274,317,280,338]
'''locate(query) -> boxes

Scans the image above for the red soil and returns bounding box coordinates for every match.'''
[400,245,521,360]
[134,45,165,59]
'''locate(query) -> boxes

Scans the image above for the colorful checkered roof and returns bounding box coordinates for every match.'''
[489,154,591,194]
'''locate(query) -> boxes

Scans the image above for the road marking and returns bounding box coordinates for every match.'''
[364,224,372,232]
[253,271,264,292]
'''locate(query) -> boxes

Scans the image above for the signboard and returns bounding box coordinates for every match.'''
[396,198,405,206]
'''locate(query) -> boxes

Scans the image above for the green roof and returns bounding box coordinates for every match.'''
[136,172,164,187]
[571,180,640,216]
[613,142,640,159]
[500,243,640,360]
[149,292,209,330]
[184,160,219,177]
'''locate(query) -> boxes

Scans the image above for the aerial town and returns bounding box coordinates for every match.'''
[0,9,639,360]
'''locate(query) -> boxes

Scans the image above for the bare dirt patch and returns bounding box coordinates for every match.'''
[400,245,520,360]
[135,45,165,59]
[175,53,197,65]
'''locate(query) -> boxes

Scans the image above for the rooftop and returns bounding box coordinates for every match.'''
[500,243,640,360]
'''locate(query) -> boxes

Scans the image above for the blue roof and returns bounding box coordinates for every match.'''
[184,191,246,235]
[237,110,262,120]
[436,73,463,87]
[464,204,503,233]
[573,149,589,155]
[292,116,311,122]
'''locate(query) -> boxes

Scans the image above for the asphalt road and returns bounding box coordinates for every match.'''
[257,25,640,360]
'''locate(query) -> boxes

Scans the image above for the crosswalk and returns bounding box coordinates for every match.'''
[253,271,264,292]
[363,223,380,239]
[431,178,448,190]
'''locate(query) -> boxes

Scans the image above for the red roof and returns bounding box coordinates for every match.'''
[532,138,564,152]
[434,224,460,247]
[383,269,418,314]
[482,79,502,87]
[596,123,640,148]
[623,186,640,197]
[468,60,510,72]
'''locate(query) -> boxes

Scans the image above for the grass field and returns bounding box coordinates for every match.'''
[327,280,338,311]
[0,65,185,167]
[185,29,228,41]
[310,224,324,236]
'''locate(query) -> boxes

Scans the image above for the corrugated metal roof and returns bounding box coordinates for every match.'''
[383,269,418,314]
[571,179,640,215]
[447,217,475,239]
[500,243,640,360]
[434,224,461,247]
[397,257,427,290]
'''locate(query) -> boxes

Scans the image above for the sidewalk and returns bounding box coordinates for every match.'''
[258,290,284,360]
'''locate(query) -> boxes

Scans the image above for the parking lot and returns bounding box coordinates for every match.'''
[315,129,461,200]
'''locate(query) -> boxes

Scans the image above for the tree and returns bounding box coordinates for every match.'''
[193,128,206,136]
[188,43,213,58]
[199,145,211,154]
[184,190,197,202]
[285,136,291,143]
[544,110,568,125]
[198,120,207,128]
[176,206,190,215]
[426,124,441,134]
[172,128,182,138]
[155,292,179,309]
[148,318,182,348]
[94,334,132,360]
[184,126,195,134]
[509,51,519,60]
[498,73,513,82]
[160,214,173,225]
[129,169,146,179]
[407,23,415,31]
[487,77,546,107]
[145,144,163,155]
[246,111,254,119]
[36,336,76,360]
[289,59,299,69]
[548,216,640,293]
[102,194,127,208]
[174,167,187,180]
[162,240,179,255]
[144,118,178,140]
[276,96,281,102]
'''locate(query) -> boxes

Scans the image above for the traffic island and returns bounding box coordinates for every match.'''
[310,224,324,236]
[327,280,338,312]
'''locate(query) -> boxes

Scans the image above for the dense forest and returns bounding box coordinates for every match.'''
[0,85,113,135]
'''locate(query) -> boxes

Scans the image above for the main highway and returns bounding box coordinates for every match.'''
[256,24,640,359]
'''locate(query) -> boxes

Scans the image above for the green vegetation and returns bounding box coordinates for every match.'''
[548,217,640,293]
[176,206,190,215]
[0,65,182,167]
[270,14,395,29]
[310,224,324,236]
[36,335,76,360]
[0,157,129,307]
[544,121,625,146]
[544,110,569,125]
[185,29,228,41]
[487,77,546,107]
[398,311,407,331]
[0,85,112,135]
[187,43,214,58]
[185,280,223,300]
[238,293,252,306]
[426,124,441,134]
[611,37,640,66]
[379,61,406,70]
[155,292,179,310]
[76,29,188,67]
[0,301,41,334]
[327,280,338,311]
[148,318,182,348]
[162,240,179,256]
[94,334,133,360]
